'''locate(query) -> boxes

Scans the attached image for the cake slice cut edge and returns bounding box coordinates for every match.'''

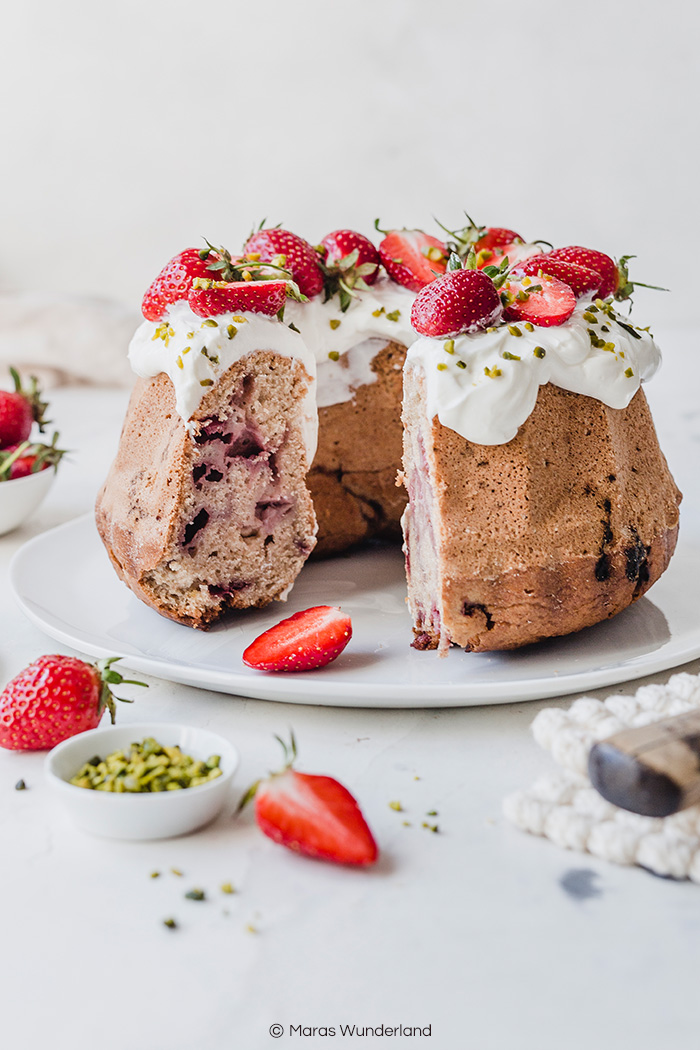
[95,350,318,629]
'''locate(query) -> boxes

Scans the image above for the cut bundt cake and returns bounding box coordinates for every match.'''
[96,271,318,628]
[402,241,681,653]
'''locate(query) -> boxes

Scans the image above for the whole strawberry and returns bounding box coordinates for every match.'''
[244,226,324,298]
[411,257,503,337]
[239,734,378,866]
[0,655,146,751]
[142,247,221,321]
[317,229,382,311]
[320,229,381,284]
[0,433,66,481]
[0,368,48,448]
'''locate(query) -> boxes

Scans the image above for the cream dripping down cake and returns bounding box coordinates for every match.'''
[96,218,680,644]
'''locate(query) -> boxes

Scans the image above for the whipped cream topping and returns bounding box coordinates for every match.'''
[406,300,661,445]
[128,300,318,461]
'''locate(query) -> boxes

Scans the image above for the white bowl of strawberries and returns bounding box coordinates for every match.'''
[0,368,64,535]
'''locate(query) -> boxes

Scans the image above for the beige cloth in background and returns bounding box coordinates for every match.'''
[0,291,139,389]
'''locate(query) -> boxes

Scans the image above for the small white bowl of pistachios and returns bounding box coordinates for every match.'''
[45,723,239,840]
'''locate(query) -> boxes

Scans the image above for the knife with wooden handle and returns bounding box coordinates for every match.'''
[588,709,700,817]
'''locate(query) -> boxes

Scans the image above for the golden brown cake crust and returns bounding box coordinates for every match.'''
[402,376,682,653]
[308,340,407,555]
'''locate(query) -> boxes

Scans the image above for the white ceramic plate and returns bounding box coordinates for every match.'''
[10,514,700,708]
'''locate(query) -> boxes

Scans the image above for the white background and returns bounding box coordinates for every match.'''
[3,0,697,329]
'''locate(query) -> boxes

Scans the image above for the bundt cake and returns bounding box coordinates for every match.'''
[96,220,681,653]
[402,246,681,653]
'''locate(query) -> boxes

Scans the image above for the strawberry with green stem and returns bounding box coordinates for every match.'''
[238,732,378,866]
[410,251,507,337]
[318,229,381,312]
[0,368,49,448]
[0,431,66,481]
[244,224,325,298]
[0,655,147,751]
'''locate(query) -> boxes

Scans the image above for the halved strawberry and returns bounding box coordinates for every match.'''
[545,246,619,298]
[188,279,290,318]
[242,605,352,672]
[410,264,502,337]
[502,274,576,327]
[244,227,324,298]
[376,225,448,291]
[142,248,220,321]
[517,254,602,298]
[239,734,378,866]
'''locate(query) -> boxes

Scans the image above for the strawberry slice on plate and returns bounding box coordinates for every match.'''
[239,733,378,866]
[502,274,576,327]
[376,225,448,291]
[242,605,352,672]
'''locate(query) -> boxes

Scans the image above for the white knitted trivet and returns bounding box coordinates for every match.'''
[503,672,700,880]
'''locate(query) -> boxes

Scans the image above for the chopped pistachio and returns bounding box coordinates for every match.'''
[246,924,258,934]
[426,810,438,816]
[69,738,223,792]
[533,346,546,359]
[232,315,248,323]
[443,339,455,354]
[227,324,237,340]
[187,331,195,338]
[14,779,27,791]
[484,366,502,378]
[422,822,439,833]
[456,360,467,369]
[221,882,235,895]
[600,324,609,333]
[150,870,161,879]
[582,311,598,324]
[288,321,301,333]
[171,868,183,877]
[388,800,403,812]
[386,309,401,322]
[502,351,521,361]
[182,346,191,355]
[202,319,218,328]
[507,325,523,337]
[163,918,178,929]
[624,367,634,377]
[372,306,385,318]
[185,889,206,901]
[603,341,616,353]
[524,322,535,332]
[200,379,214,387]
[176,356,183,370]
[329,318,341,330]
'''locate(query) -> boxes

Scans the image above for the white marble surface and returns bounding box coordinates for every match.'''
[1,325,699,1049]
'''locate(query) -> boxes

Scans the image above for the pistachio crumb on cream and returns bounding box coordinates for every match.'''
[405,299,661,445]
[129,300,318,461]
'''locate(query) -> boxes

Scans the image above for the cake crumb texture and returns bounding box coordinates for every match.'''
[95,351,317,627]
